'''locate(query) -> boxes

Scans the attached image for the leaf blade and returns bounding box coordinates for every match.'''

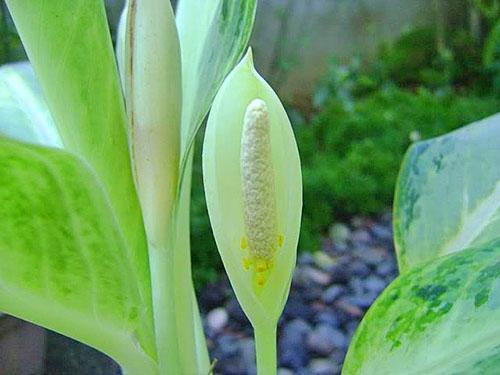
[343,239,500,374]
[0,136,156,372]
[394,113,500,272]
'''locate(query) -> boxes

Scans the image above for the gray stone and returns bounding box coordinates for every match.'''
[329,223,351,244]
[321,285,345,304]
[376,260,397,277]
[351,229,372,245]
[239,338,256,375]
[303,267,332,286]
[362,247,387,266]
[371,223,393,242]
[314,311,341,328]
[298,252,315,266]
[349,260,371,278]
[310,358,340,375]
[306,324,347,356]
[279,319,312,369]
[364,275,387,294]
[206,307,228,333]
[313,252,336,270]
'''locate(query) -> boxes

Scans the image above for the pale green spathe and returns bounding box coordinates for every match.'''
[203,49,302,328]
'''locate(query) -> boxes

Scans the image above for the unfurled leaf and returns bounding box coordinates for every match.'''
[203,50,302,327]
[343,239,500,375]
[394,113,500,272]
[0,136,156,373]
[0,62,60,147]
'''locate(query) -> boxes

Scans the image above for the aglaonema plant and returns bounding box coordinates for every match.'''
[343,113,500,374]
[0,0,285,374]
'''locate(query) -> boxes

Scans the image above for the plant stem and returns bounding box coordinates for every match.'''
[255,324,277,375]
[149,243,182,375]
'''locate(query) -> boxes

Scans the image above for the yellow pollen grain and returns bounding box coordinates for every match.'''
[256,274,266,286]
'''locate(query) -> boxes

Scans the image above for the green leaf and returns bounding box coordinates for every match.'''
[0,62,60,147]
[176,0,257,166]
[394,113,500,272]
[4,1,147,276]
[0,136,156,374]
[343,239,500,375]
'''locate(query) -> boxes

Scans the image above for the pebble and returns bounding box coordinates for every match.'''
[376,260,397,277]
[279,319,312,369]
[321,284,345,304]
[335,298,364,318]
[348,260,371,278]
[206,307,228,333]
[278,369,294,375]
[306,324,348,356]
[303,267,332,286]
[283,294,314,321]
[199,282,227,311]
[310,358,341,375]
[351,229,371,245]
[239,338,256,375]
[226,298,248,326]
[364,275,387,294]
[329,223,351,244]
[314,310,341,328]
[313,252,336,270]
[371,223,393,242]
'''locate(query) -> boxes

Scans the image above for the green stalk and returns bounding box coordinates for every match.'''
[254,324,277,375]
[171,146,209,374]
[148,243,181,374]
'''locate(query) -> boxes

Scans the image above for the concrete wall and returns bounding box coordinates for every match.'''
[250,0,467,103]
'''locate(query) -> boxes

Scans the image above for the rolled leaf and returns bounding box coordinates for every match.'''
[343,238,500,374]
[394,113,500,272]
[0,136,156,374]
[125,0,181,250]
[203,50,302,327]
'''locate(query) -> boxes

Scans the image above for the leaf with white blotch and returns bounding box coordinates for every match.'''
[0,136,156,373]
[343,238,500,375]
[176,0,257,165]
[394,113,500,272]
[0,62,60,147]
